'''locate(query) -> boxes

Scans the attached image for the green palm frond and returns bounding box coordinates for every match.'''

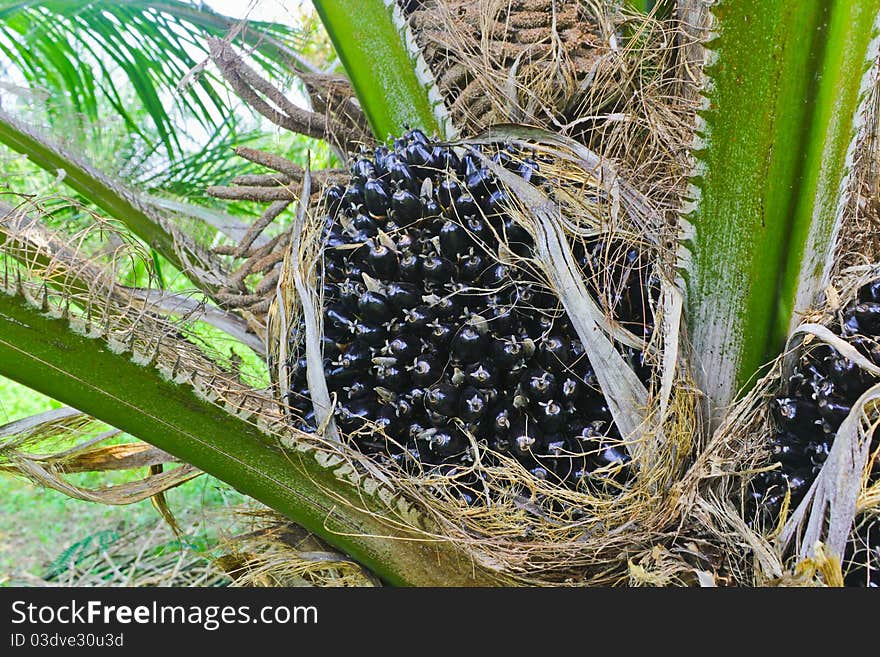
[0,0,316,157]
[684,0,879,422]
[0,208,500,584]
[137,122,269,198]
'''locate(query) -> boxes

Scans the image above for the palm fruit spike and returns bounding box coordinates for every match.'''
[285,130,656,500]
[756,280,880,586]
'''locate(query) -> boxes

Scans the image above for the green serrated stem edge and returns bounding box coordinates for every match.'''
[684,0,879,422]
[0,289,503,587]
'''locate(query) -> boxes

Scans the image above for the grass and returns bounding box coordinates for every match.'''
[0,376,250,585]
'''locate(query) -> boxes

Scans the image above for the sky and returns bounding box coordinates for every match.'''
[205,0,312,25]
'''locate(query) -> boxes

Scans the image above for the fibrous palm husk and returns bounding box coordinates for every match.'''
[400,1,697,217]
[262,122,711,585]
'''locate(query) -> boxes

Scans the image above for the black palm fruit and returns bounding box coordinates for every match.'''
[465,363,497,388]
[439,220,471,256]
[523,368,557,403]
[398,253,423,281]
[342,182,364,209]
[437,179,461,209]
[357,290,392,323]
[387,159,417,192]
[459,387,490,422]
[422,197,443,220]
[755,281,880,586]
[364,240,398,279]
[353,321,385,347]
[375,363,409,392]
[287,130,656,501]
[385,282,421,310]
[423,255,455,283]
[539,336,570,373]
[451,326,486,360]
[459,251,486,282]
[351,156,376,182]
[411,354,442,387]
[425,383,458,416]
[364,178,391,217]
[387,335,421,363]
[426,319,455,347]
[454,193,478,218]
[392,187,421,223]
[405,141,432,172]
[404,305,435,334]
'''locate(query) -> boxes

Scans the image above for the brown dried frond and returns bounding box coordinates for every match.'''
[208,38,371,155]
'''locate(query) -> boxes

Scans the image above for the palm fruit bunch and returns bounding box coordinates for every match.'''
[285,128,657,499]
[751,280,880,586]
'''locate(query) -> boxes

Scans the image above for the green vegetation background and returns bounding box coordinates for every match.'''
[0,377,251,584]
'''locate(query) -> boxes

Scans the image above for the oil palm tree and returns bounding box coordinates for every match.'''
[0,0,878,586]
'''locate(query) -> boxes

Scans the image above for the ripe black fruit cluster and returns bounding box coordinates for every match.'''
[753,280,880,586]
[285,129,657,500]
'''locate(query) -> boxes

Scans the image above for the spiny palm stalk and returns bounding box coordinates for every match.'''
[0,212,503,586]
[0,0,879,587]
